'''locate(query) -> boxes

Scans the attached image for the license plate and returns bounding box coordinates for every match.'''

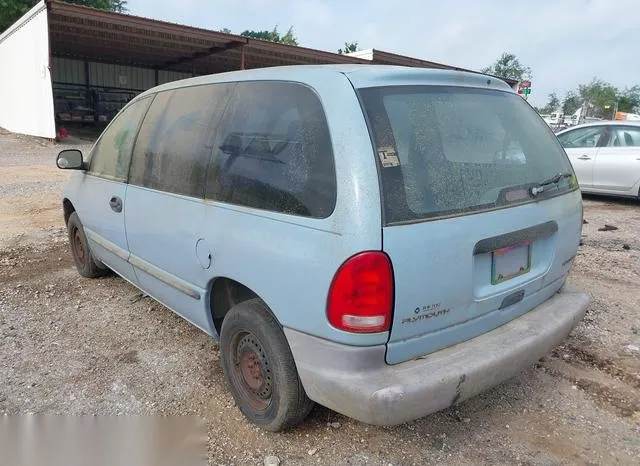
[491,241,531,285]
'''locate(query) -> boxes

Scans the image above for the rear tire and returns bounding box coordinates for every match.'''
[220,299,314,431]
[67,212,108,278]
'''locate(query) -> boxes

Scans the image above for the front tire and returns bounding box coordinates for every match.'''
[220,299,314,431]
[67,212,108,278]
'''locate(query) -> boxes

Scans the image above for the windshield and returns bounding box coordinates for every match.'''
[359,86,576,224]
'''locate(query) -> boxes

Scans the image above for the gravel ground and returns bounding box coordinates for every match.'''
[0,128,639,465]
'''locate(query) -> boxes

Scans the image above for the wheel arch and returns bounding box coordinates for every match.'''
[209,276,273,336]
[63,198,76,225]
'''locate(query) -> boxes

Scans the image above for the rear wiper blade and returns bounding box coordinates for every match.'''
[530,172,573,196]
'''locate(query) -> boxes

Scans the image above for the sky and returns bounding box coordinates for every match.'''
[128,0,638,107]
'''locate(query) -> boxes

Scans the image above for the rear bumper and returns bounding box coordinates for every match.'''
[285,286,588,426]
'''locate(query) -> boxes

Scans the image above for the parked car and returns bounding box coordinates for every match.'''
[556,121,640,199]
[57,65,588,431]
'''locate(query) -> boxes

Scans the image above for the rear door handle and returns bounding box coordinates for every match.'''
[577,155,591,160]
[109,196,123,213]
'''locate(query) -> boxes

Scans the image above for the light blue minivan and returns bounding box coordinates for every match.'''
[57,65,589,431]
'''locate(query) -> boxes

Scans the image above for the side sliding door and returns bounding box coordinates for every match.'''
[124,83,234,333]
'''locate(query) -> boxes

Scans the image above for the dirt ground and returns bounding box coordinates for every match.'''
[0,128,639,465]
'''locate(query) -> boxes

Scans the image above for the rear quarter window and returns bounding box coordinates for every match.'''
[205,81,337,218]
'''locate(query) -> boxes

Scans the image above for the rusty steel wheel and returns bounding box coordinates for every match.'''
[229,331,273,411]
[220,299,314,431]
[72,227,86,265]
[66,212,107,278]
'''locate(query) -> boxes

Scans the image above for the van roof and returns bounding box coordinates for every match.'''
[139,64,514,98]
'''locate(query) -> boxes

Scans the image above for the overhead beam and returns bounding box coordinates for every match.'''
[162,40,246,69]
[48,20,207,54]
[48,1,250,45]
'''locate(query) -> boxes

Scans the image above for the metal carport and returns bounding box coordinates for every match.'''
[0,0,517,139]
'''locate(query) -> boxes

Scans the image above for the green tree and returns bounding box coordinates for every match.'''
[219,27,232,34]
[279,26,297,46]
[540,92,560,114]
[64,0,127,11]
[240,26,298,45]
[562,91,582,115]
[0,0,37,32]
[617,85,640,113]
[578,78,618,118]
[338,41,359,54]
[1,0,127,33]
[481,52,532,81]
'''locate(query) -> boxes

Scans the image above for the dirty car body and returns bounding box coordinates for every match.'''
[58,65,589,429]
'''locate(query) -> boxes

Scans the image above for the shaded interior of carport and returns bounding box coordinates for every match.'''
[46,0,370,126]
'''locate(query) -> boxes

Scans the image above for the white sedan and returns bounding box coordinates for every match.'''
[556,121,640,199]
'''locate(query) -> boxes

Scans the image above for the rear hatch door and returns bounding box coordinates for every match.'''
[357,83,582,364]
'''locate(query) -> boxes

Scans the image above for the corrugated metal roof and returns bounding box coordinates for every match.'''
[47,0,367,74]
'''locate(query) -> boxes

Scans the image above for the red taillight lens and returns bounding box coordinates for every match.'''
[327,251,394,333]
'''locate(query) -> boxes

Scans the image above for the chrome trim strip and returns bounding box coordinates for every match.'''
[128,254,201,300]
[84,228,129,261]
[84,228,201,300]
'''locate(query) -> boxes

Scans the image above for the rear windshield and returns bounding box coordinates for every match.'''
[359,86,576,224]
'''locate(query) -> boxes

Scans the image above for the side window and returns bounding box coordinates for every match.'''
[129,84,233,197]
[206,82,336,218]
[89,97,151,181]
[556,126,606,148]
[608,126,640,147]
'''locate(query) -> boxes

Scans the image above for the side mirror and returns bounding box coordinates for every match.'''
[56,149,85,170]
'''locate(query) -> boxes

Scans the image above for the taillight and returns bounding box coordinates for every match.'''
[327,251,394,333]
